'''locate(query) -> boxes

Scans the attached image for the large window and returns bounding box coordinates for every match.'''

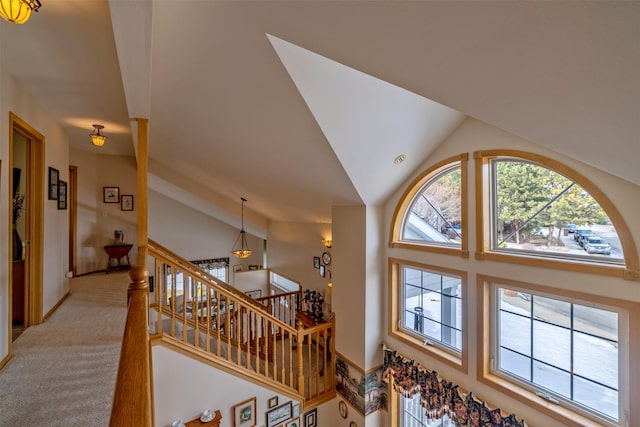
[402,165,462,247]
[491,159,624,264]
[402,266,462,352]
[402,394,454,427]
[477,275,631,427]
[390,259,466,370]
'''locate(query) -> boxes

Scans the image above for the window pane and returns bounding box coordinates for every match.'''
[574,376,618,420]
[402,394,453,427]
[401,267,462,352]
[500,347,531,381]
[574,332,618,389]
[573,305,618,341]
[533,321,570,370]
[533,360,570,398]
[533,295,570,328]
[492,160,624,264]
[499,311,531,356]
[402,166,461,246]
[499,289,531,316]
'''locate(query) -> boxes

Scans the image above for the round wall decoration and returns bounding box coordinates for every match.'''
[338,400,347,419]
[322,251,331,265]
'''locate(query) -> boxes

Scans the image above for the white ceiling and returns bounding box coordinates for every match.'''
[2,1,639,230]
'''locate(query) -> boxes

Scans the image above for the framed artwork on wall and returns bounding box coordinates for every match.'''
[303,409,317,427]
[233,397,256,427]
[57,181,67,210]
[103,186,119,203]
[266,401,292,427]
[268,396,278,409]
[48,167,59,200]
[121,194,134,211]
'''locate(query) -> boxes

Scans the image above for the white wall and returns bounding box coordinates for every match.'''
[0,70,70,360]
[149,190,264,284]
[382,117,640,426]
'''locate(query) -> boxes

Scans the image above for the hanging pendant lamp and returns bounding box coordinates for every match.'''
[231,197,252,259]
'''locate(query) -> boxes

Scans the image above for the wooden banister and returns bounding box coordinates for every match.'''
[110,118,153,426]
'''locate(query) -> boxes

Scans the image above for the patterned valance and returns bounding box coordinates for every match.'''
[191,257,229,270]
[382,345,525,427]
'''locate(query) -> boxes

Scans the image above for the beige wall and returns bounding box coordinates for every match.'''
[1,71,70,360]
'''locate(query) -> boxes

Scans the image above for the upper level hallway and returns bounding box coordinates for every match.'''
[0,271,129,426]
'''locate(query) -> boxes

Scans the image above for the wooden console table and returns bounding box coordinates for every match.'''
[184,409,222,427]
[104,244,133,273]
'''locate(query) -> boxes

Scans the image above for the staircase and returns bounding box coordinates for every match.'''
[147,239,336,407]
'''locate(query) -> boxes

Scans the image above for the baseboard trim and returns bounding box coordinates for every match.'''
[43,291,71,321]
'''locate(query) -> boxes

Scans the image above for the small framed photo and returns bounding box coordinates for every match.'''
[48,167,59,200]
[266,401,292,427]
[121,194,134,211]
[292,403,300,418]
[303,409,317,427]
[103,186,120,203]
[233,397,256,427]
[246,290,262,299]
[313,256,320,269]
[319,265,325,278]
[233,264,243,273]
[57,180,67,210]
[248,264,260,270]
[285,418,300,427]
[268,396,278,409]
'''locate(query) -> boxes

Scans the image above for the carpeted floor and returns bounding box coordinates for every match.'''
[0,272,130,427]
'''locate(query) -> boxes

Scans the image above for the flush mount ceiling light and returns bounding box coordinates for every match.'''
[231,197,252,259]
[0,0,40,24]
[394,154,407,165]
[89,124,107,147]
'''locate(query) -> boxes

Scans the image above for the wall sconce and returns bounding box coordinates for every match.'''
[322,239,332,248]
[89,124,107,147]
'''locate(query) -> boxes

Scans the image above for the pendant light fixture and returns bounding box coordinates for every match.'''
[89,124,107,147]
[0,0,40,24]
[231,197,252,259]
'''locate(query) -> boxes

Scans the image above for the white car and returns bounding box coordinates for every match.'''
[583,236,611,255]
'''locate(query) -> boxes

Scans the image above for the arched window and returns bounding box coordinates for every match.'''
[475,150,639,280]
[390,154,468,258]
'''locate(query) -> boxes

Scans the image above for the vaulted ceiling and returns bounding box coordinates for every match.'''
[2,1,638,233]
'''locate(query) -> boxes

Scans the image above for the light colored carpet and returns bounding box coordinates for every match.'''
[0,272,129,427]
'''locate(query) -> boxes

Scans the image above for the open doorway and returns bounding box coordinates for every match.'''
[9,113,45,347]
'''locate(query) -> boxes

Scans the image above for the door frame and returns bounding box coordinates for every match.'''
[69,166,77,276]
[7,113,45,352]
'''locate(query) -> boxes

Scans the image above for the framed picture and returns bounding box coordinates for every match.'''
[292,403,300,418]
[319,265,325,278]
[339,401,348,419]
[303,409,317,427]
[48,167,59,200]
[103,186,120,203]
[233,397,256,427]
[313,256,320,269]
[285,418,300,427]
[233,264,243,273]
[248,264,260,270]
[57,180,67,210]
[266,401,292,427]
[268,396,279,409]
[246,289,262,299]
[121,194,134,211]
[349,422,357,427]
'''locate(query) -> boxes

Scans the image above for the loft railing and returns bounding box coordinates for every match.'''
[148,239,335,403]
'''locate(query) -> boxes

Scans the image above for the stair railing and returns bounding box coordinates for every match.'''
[148,240,335,402]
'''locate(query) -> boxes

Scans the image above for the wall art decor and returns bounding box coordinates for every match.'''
[48,167,59,200]
[303,408,317,427]
[268,396,278,409]
[313,256,320,269]
[266,401,292,427]
[335,352,388,416]
[233,397,256,427]
[57,180,67,210]
[338,401,348,419]
[103,186,119,203]
[121,194,133,211]
[285,418,300,427]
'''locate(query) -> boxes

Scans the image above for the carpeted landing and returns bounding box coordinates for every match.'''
[0,272,129,427]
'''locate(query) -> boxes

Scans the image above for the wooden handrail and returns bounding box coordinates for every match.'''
[110,118,153,426]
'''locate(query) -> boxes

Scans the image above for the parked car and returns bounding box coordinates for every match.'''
[583,236,612,255]
[574,229,594,246]
[567,224,577,233]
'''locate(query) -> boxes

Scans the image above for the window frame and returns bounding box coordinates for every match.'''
[477,274,636,427]
[390,154,469,258]
[474,150,640,281]
[389,258,468,372]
